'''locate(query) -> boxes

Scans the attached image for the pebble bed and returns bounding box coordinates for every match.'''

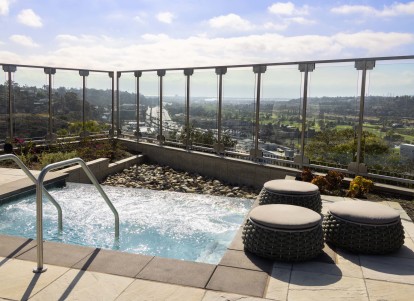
[102,164,260,199]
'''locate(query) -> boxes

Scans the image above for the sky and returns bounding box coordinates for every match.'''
[1,0,414,71]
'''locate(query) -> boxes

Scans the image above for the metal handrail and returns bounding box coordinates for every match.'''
[34,157,119,273]
[0,154,63,231]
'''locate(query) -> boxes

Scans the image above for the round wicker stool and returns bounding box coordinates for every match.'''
[258,179,322,213]
[242,204,324,261]
[323,201,404,254]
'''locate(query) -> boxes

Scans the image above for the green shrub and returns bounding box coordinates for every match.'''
[39,151,78,168]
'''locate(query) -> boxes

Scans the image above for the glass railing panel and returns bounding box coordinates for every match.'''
[305,62,359,168]
[363,60,414,178]
[52,70,83,137]
[261,65,302,161]
[163,71,185,144]
[118,72,136,136]
[86,72,112,135]
[140,72,158,141]
[0,72,8,143]
[223,67,255,153]
[189,69,217,149]
[13,67,48,140]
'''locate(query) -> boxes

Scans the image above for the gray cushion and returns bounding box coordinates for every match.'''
[249,204,322,230]
[328,201,400,224]
[264,180,319,195]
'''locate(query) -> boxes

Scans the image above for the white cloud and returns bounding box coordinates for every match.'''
[331,2,414,17]
[0,0,12,16]
[10,34,39,47]
[17,9,43,27]
[287,17,315,25]
[56,34,115,47]
[208,13,254,31]
[156,11,174,24]
[268,2,309,16]
[263,22,288,31]
[5,31,413,70]
[333,31,414,54]
[141,33,169,42]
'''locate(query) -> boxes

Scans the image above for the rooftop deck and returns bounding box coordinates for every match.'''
[0,168,413,300]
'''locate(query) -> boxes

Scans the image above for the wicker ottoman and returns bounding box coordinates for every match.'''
[323,201,404,254]
[242,204,324,261]
[258,179,322,213]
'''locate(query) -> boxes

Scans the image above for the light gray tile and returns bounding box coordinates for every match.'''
[117,279,206,301]
[360,255,414,285]
[203,290,271,301]
[365,279,414,301]
[0,259,69,300]
[289,270,368,301]
[265,267,290,300]
[30,268,133,301]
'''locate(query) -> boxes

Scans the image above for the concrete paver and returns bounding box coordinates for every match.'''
[137,256,216,288]
[365,279,414,301]
[206,266,268,297]
[203,290,272,301]
[0,257,69,300]
[265,267,291,300]
[360,255,414,285]
[30,268,134,301]
[117,279,206,301]
[288,270,369,301]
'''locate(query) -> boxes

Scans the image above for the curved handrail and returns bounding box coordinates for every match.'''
[0,154,63,231]
[34,157,119,273]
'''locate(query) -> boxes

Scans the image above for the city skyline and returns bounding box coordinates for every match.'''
[1,0,414,70]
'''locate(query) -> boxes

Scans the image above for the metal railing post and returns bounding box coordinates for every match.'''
[157,70,166,143]
[2,65,16,141]
[44,68,57,141]
[134,71,142,140]
[251,65,267,158]
[117,72,121,137]
[297,63,315,168]
[354,60,375,174]
[109,72,115,137]
[79,70,89,137]
[184,69,194,149]
[214,67,227,154]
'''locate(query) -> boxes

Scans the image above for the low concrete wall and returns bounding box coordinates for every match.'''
[60,155,144,183]
[120,140,298,189]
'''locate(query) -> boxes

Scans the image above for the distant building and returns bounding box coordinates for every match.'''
[400,144,414,160]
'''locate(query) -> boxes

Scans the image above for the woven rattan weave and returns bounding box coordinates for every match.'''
[258,188,322,213]
[242,219,324,261]
[323,213,404,254]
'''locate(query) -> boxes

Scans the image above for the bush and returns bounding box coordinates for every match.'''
[325,170,344,191]
[301,167,315,182]
[39,151,78,168]
[347,176,374,198]
[311,175,329,193]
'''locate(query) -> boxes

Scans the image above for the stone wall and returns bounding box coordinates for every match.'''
[120,140,298,189]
